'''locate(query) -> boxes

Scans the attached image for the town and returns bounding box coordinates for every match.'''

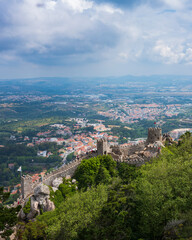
[1,76,192,204]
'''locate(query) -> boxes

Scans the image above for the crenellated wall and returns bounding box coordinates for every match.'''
[21,127,163,200]
[120,142,146,156]
[147,127,162,143]
[21,158,83,199]
[43,159,81,185]
[97,138,109,155]
[21,175,33,199]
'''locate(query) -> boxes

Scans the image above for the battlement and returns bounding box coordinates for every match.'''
[21,175,33,199]
[147,127,162,144]
[43,159,82,185]
[97,137,107,142]
[21,127,163,201]
[22,175,32,180]
[119,142,145,150]
[97,138,109,156]
[21,158,83,199]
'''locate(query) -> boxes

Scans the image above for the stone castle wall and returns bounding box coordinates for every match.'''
[147,127,162,143]
[21,127,162,200]
[21,158,82,199]
[97,138,108,155]
[120,142,145,156]
[21,175,33,199]
[43,159,81,186]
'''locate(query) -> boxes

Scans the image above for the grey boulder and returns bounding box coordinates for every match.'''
[52,177,63,188]
[34,183,50,196]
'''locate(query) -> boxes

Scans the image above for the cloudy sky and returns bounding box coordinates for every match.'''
[0,0,192,78]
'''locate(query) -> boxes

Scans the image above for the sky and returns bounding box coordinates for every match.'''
[1,0,192,78]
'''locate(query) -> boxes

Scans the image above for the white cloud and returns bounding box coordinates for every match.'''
[153,41,184,64]
[3,0,122,48]
[1,0,192,76]
[45,1,57,10]
[118,52,129,59]
[95,4,123,14]
[185,48,192,64]
[61,0,93,13]
[162,0,185,9]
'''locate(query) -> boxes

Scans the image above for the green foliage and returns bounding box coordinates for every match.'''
[20,185,108,240]
[76,135,192,240]
[175,211,192,239]
[17,134,192,240]
[17,220,47,240]
[66,152,75,163]
[110,120,154,142]
[130,142,192,239]
[117,162,139,183]
[95,166,111,185]
[59,179,77,199]
[0,144,36,157]
[79,179,134,240]
[0,142,62,186]
[38,142,58,152]
[5,192,20,205]
[74,155,116,189]
[49,187,64,208]
[0,187,21,238]
[23,197,31,214]
[49,179,78,208]
[0,186,10,203]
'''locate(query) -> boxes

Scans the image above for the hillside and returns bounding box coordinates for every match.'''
[13,131,192,240]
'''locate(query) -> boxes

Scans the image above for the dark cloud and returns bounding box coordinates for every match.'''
[0,0,120,67]
[17,22,119,65]
[36,3,45,8]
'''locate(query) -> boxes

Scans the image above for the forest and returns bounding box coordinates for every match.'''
[9,131,192,240]
[0,142,62,186]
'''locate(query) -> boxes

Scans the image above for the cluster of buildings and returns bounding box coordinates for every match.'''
[1,95,51,102]
[98,104,182,123]
[62,132,119,158]
[30,137,65,146]
[169,128,192,140]
[9,120,120,162]
[3,184,21,196]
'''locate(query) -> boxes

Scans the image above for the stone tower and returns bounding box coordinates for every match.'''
[21,175,33,199]
[147,127,162,144]
[97,138,108,156]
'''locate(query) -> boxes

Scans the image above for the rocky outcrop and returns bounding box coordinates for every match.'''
[162,133,174,145]
[52,187,58,192]
[20,183,55,221]
[26,196,39,219]
[43,198,55,212]
[52,177,63,188]
[34,183,50,196]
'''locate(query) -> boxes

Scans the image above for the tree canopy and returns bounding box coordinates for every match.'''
[17,133,192,239]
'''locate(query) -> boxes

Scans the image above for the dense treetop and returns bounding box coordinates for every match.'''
[17,132,192,239]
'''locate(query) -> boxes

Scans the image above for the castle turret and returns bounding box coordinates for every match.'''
[21,175,33,199]
[97,138,108,156]
[147,127,162,144]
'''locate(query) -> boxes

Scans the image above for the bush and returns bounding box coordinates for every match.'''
[74,155,116,189]
[23,197,31,214]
